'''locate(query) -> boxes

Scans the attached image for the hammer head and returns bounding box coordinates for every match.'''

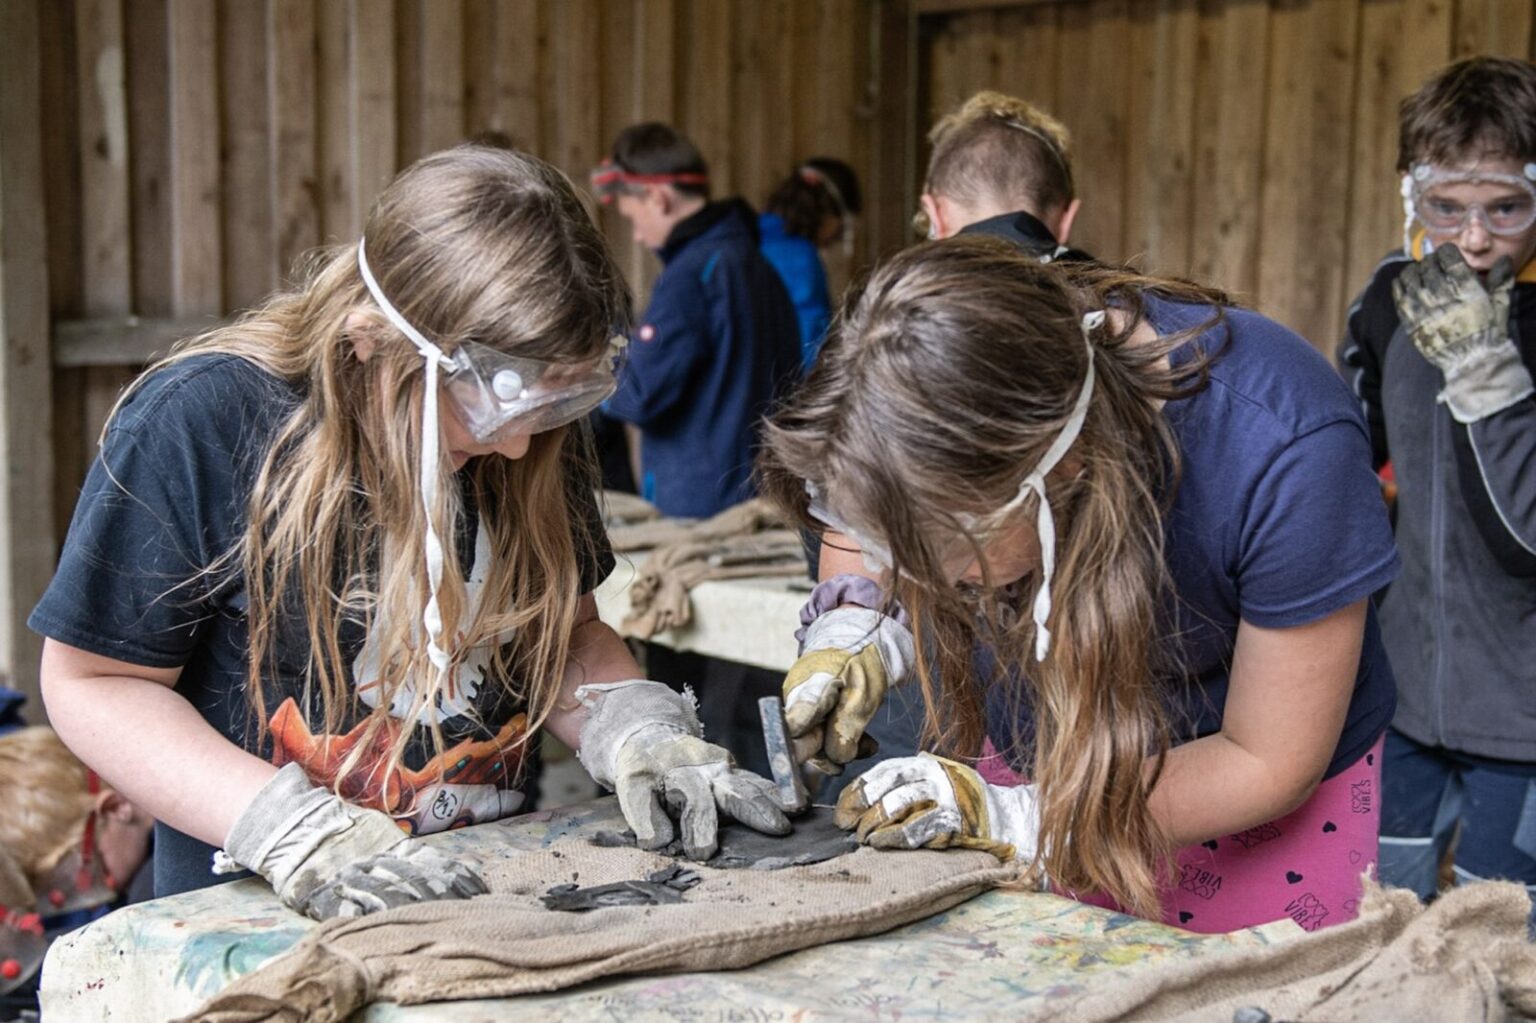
[758,696,811,814]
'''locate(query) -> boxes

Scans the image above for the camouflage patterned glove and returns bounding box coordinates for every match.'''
[219,763,487,921]
[1393,244,1533,422]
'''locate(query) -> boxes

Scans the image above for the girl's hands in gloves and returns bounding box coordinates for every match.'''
[576,680,791,860]
[782,607,916,776]
[217,762,488,920]
[834,752,1039,864]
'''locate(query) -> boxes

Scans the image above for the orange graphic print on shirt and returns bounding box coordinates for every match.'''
[267,697,532,836]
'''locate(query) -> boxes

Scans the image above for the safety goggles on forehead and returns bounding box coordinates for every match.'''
[1402,163,1536,249]
[807,311,1102,662]
[589,158,709,205]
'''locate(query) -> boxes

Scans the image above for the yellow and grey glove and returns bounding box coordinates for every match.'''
[217,762,488,921]
[576,680,791,860]
[834,753,1038,863]
[783,606,916,775]
[1393,244,1533,422]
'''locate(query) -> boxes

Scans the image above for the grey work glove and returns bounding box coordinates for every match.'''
[1393,244,1534,422]
[216,762,488,921]
[576,680,791,860]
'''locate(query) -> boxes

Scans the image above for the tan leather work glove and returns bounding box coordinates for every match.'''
[834,753,1038,864]
[783,606,916,775]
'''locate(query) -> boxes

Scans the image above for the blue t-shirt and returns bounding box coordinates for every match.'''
[30,355,614,897]
[988,295,1400,779]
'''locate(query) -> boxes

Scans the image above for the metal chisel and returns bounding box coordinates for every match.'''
[758,695,811,815]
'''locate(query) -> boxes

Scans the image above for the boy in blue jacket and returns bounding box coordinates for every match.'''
[593,124,800,519]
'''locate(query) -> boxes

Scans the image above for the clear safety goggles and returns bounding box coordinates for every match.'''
[441,340,622,444]
[356,239,623,682]
[806,311,1101,662]
[1402,163,1536,248]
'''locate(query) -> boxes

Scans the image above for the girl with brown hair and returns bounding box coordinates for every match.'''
[31,145,787,920]
[762,238,1399,932]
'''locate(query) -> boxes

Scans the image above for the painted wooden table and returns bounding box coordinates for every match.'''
[42,797,1301,1022]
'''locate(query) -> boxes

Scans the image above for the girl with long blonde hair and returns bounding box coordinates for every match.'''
[33,145,787,919]
[762,238,1399,932]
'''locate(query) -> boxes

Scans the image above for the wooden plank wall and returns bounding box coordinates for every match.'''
[918,0,1536,352]
[14,0,879,711]
[36,0,879,535]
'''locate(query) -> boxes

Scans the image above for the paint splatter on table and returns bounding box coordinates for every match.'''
[41,797,1300,1021]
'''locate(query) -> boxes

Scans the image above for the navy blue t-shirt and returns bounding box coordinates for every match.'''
[30,355,614,897]
[987,295,1400,779]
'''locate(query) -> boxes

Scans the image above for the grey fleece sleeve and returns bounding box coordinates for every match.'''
[1451,395,1536,576]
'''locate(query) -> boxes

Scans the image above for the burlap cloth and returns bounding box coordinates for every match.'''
[178,841,1014,1022]
[1060,878,1536,1023]
[612,499,809,639]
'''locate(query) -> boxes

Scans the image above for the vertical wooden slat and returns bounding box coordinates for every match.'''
[731,0,771,208]
[420,0,466,154]
[1453,0,1534,59]
[351,0,397,221]
[1122,0,1198,275]
[998,3,1060,113]
[1256,0,1361,349]
[126,0,173,317]
[680,0,732,194]
[637,0,678,122]
[318,0,355,242]
[550,0,601,179]
[220,0,277,311]
[1189,0,1271,300]
[1346,0,1452,296]
[39,0,83,319]
[463,0,497,134]
[1053,0,1129,261]
[0,0,56,716]
[75,0,133,317]
[168,0,222,316]
[396,0,424,161]
[271,0,320,280]
[497,0,544,151]
[602,0,644,296]
[869,0,916,259]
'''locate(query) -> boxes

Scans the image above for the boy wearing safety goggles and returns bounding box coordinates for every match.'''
[1337,56,1536,919]
[30,146,789,921]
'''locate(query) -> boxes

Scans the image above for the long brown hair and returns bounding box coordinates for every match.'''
[759,237,1227,913]
[109,145,631,796]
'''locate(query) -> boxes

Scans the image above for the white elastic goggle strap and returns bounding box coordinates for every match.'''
[1400,173,1417,256]
[997,310,1100,662]
[357,240,453,676]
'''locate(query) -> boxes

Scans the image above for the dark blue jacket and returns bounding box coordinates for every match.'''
[758,212,832,370]
[606,200,801,518]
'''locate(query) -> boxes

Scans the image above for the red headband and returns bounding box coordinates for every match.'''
[589,160,709,203]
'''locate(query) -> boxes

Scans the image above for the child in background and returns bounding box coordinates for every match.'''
[1337,56,1536,917]
[31,145,789,921]
[763,239,1399,933]
[759,157,863,370]
[917,91,1092,263]
[0,727,154,1015]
